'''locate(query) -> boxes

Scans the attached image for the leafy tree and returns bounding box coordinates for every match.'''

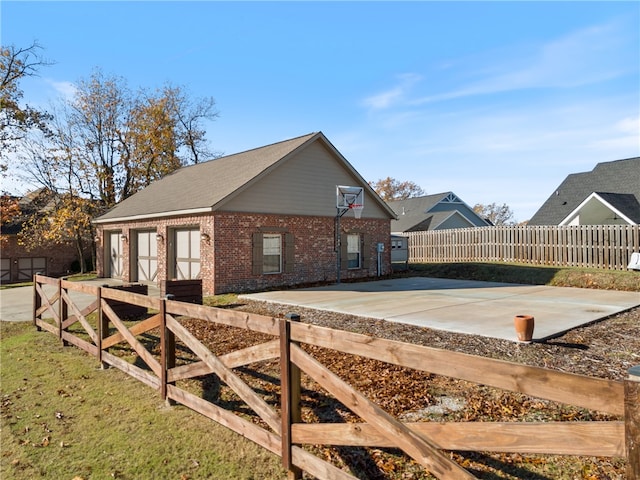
[0,42,52,172]
[28,69,220,206]
[473,202,516,225]
[370,177,425,201]
[121,85,217,197]
[17,192,97,273]
[0,194,21,248]
[16,67,219,271]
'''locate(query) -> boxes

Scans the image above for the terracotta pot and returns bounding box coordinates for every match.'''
[514,315,535,342]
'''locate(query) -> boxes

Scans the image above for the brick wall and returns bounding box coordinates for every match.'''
[0,235,81,282]
[213,212,391,294]
[95,212,391,296]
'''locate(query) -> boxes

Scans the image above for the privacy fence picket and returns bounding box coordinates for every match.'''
[404,225,640,269]
[33,275,640,479]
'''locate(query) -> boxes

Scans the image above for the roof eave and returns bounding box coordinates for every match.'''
[93,206,214,224]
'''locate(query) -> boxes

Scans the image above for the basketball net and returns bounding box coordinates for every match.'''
[350,203,364,219]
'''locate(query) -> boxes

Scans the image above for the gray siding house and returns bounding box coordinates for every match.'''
[529,157,640,226]
[93,132,396,295]
[387,192,490,234]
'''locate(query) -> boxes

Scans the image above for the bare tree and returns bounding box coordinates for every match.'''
[0,41,53,174]
[17,67,219,271]
[25,69,219,206]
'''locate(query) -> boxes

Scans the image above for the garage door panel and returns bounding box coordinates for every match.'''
[136,231,158,283]
[17,257,47,281]
[174,228,200,280]
[1,258,11,282]
[109,232,123,278]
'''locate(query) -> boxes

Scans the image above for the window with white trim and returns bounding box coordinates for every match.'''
[262,233,282,274]
[347,234,361,269]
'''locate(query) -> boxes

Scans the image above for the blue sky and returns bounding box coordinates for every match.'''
[2,1,639,222]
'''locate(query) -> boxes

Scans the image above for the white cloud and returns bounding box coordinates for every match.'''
[46,79,77,100]
[588,115,640,152]
[361,73,422,110]
[410,17,636,105]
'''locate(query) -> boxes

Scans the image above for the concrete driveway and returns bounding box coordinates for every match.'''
[240,277,640,342]
[3,277,638,342]
[0,279,159,323]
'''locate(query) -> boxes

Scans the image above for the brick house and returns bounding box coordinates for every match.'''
[1,189,82,282]
[93,132,397,295]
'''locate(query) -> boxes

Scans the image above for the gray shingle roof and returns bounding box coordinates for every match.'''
[387,192,490,232]
[596,192,640,223]
[95,133,318,222]
[387,193,449,232]
[528,157,640,225]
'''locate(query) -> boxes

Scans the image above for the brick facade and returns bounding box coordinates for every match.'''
[96,212,391,296]
[0,235,81,283]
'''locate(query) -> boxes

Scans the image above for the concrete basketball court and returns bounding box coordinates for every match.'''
[240,277,640,342]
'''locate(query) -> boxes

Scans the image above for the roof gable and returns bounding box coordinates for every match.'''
[529,157,640,225]
[559,192,640,225]
[388,192,489,232]
[95,132,396,223]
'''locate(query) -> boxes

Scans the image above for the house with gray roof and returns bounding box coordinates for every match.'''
[93,132,396,295]
[387,192,490,233]
[528,157,640,226]
[1,189,90,282]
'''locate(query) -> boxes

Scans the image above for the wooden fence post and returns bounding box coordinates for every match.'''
[33,274,41,331]
[59,280,69,346]
[280,313,302,480]
[162,295,176,406]
[626,365,640,480]
[97,285,108,369]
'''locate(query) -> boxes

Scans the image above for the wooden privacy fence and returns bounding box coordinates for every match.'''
[33,275,640,479]
[404,224,640,270]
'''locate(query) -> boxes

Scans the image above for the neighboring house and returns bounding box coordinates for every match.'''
[528,157,640,226]
[0,189,81,283]
[93,132,397,296]
[387,192,491,234]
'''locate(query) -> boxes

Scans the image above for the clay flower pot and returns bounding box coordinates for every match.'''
[514,315,535,342]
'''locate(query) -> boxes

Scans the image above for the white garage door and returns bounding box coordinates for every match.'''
[108,232,124,279]
[174,228,200,280]
[136,231,158,283]
[17,257,46,281]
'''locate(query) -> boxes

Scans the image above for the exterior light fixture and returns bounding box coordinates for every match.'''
[201,232,210,242]
[156,233,164,242]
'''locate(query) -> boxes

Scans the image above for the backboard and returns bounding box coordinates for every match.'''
[336,185,364,218]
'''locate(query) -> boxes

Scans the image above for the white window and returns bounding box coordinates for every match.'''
[347,234,361,269]
[263,234,282,274]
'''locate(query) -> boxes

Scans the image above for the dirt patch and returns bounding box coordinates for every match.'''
[238,300,640,381]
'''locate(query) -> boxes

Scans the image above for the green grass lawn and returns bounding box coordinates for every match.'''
[0,322,285,480]
[2,262,637,479]
[407,261,640,291]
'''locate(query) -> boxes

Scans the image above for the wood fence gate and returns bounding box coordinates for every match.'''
[33,275,640,479]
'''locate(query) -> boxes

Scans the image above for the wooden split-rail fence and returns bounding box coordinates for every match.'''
[33,274,640,479]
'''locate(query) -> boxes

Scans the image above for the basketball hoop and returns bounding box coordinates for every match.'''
[350,203,364,219]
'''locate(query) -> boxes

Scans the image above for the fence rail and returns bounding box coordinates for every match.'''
[404,225,640,270]
[33,275,640,479]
